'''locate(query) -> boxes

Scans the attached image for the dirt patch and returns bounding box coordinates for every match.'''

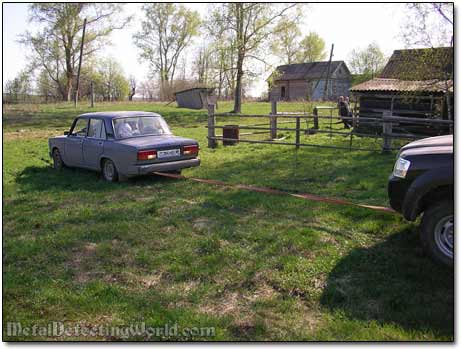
[199,291,241,316]
[70,242,99,284]
[192,217,215,232]
[4,129,61,141]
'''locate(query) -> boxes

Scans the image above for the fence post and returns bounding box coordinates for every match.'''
[313,107,319,130]
[382,111,392,153]
[208,103,217,149]
[295,116,301,150]
[270,99,277,139]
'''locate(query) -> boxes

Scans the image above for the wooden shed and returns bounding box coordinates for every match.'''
[350,47,453,136]
[174,87,215,109]
[268,61,352,101]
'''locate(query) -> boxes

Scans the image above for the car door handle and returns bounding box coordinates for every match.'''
[98,141,103,146]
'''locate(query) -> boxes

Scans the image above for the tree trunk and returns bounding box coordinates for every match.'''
[66,73,73,101]
[232,4,244,114]
[233,55,244,113]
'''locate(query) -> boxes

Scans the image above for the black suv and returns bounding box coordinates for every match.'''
[388,135,454,267]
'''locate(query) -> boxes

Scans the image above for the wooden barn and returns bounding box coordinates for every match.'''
[350,47,453,135]
[268,61,352,101]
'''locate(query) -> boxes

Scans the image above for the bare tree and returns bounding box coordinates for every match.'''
[134,3,201,100]
[210,3,299,113]
[400,3,453,47]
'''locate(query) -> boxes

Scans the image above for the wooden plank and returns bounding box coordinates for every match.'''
[208,136,379,152]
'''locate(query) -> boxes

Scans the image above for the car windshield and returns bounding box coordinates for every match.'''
[113,116,171,139]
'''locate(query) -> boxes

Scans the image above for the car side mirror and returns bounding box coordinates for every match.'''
[64,131,69,136]
[106,132,114,139]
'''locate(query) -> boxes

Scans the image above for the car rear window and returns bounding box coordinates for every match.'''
[113,116,171,139]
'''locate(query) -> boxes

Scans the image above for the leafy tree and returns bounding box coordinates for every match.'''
[134,3,201,100]
[4,70,33,103]
[296,32,327,63]
[21,3,130,101]
[95,57,129,101]
[270,19,301,64]
[204,7,239,99]
[348,42,386,79]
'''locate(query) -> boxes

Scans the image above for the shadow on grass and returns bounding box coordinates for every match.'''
[15,165,172,193]
[320,227,454,338]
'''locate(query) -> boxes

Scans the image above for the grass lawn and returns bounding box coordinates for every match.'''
[2,101,454,341]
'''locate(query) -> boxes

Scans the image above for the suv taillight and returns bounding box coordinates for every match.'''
[184,145,199,156]
[138,150,157,161]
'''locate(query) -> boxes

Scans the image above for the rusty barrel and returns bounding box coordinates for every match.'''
[222,125,239,146]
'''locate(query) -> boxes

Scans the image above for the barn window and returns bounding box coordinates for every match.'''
[281,86,286,98]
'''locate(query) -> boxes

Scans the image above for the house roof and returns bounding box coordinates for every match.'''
[272,61,348,81]
[380,47,453,80]
[350,78,453,93]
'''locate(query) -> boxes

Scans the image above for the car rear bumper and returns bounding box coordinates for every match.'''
[125,158,200,176]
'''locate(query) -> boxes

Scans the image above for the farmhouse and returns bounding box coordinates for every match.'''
[268,61,352,101]
[350,47,454,127]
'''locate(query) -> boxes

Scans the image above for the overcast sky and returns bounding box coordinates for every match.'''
[3,3,411,96]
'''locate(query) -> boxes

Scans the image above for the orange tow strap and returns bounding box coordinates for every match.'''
[154,172,396,214]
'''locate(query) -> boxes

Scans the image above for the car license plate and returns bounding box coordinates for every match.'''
[158,149,180,158]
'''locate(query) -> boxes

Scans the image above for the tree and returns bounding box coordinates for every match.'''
[400,3,453,48]
[21,3,130,101]
[129,75,137,101]
[348,42,386,79]
[194,45,212,84]
[96,57,129,101]
[270,19,301,64]
[210,3,299,113]
[134,3,201,100]
[204,8,239,99]
[36,69,57,102]
[296,32,326,63]
[4,70,33,103]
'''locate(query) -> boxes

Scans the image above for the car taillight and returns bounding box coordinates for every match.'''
[184,144,199,156]
[137,149,157,161]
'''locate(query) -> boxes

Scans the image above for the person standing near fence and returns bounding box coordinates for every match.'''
[337,96,352,129]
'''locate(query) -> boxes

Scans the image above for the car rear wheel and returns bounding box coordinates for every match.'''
[52,149,65,170]
[102,159,119,182]
[420,200,453,267]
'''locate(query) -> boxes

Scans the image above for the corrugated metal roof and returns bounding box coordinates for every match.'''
[350,78,453,93]
[380,47,453,80]
[273,61,347,81]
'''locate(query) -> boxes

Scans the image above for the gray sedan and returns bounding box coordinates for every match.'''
[49,111,200,182]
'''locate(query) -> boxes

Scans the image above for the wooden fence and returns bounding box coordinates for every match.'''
[206,100,453,153]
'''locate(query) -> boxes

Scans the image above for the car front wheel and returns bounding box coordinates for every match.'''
[420,200,453,267]
[102,159,119,182]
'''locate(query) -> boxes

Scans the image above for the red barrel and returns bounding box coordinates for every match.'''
[223,125,239,146]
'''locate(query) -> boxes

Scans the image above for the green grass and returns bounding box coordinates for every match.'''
[2,101,454,341]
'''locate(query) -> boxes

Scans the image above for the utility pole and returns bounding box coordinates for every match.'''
[74,18,87,108]
[323,44,334,101]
